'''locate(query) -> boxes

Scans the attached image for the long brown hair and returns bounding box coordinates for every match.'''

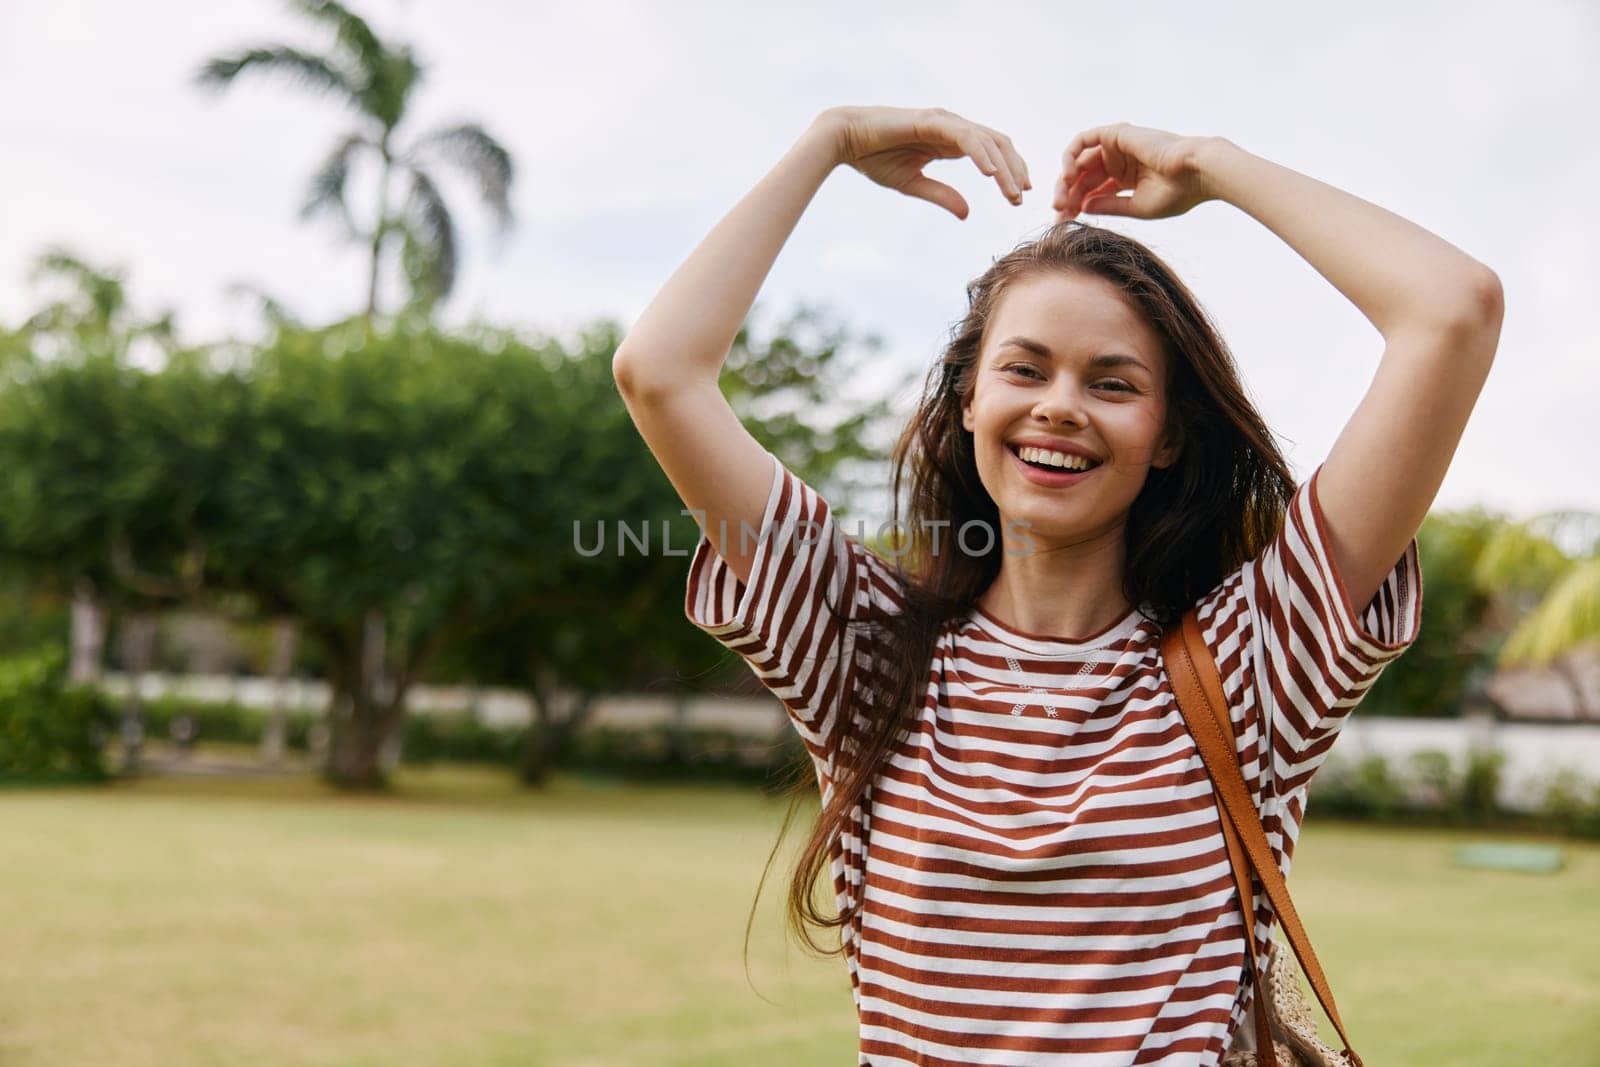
[743,220,1297,973]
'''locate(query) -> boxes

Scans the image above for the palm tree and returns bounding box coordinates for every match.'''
[195,0,514,319]
[1475,511,1600,719]
[20,249,177,366]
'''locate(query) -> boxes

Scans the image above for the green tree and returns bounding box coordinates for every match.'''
[1476,511,1600,718]
[1367,503,1600,721]
[2,296,896,790]
[14,248,177,368]
[0,352,233,771]
[428,306,902,785]
[0,249,197,770]
[196,0,514,319]
[1362,507,1501,716]
[210,322,500,785]
[416,318,712,785]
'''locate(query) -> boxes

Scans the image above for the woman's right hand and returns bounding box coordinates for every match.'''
[820,105,1031,220]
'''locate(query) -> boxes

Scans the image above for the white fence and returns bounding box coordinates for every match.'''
[97,672,1600,811]
[95,671,785,733]
[1334,714,1600,812]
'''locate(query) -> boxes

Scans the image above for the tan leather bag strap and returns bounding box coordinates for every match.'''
[1213,759,1275,1060]
[1161,607,1364,1067]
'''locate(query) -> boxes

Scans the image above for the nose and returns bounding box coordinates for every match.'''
[1031,375,1089,426]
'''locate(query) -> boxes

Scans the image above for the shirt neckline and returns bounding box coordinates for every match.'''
[964,601,1147,658]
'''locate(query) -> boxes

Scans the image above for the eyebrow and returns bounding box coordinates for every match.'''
[995,335,1151,374]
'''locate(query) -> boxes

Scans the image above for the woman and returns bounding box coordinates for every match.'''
[612,106,1502,1065]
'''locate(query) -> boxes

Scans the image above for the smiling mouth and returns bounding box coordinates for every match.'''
[1007,443,1103,473]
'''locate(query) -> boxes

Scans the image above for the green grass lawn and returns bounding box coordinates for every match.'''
[2,765,1597,1066]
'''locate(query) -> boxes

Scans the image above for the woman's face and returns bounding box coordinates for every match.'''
[961,270,1179,551]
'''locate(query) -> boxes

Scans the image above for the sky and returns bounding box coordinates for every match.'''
[1,0,1595,526]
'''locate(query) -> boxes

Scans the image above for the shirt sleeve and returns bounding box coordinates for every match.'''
[683,449,905,763]
[1196,459,1424,799]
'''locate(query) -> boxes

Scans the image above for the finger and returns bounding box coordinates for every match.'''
[903,175,971,220]
[923,110,995,177]
[1083,191,1137,217]
[1058,186,1126,224]
[1066,161,1109,203]
[976,133,1023,204]
[980,127,1031,195]
[1059,124,1124,187]
[1096,135,1130,186]
[1062,157,1111,218]
[1073,145,1102,181]
[962,136,1000,185]
[1077,175,1121,208]
[1055,146,1104,211]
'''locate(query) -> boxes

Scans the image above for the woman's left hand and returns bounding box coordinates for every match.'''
[1052,123,1216,222]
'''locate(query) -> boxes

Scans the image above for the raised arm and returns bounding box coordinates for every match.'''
[1053,124,1503,613]
[611,105,1024,588]
[613,105,1030,586]
[612,114,839,588]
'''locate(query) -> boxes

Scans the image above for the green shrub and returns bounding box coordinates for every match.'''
[402,713,520,765]
[1408,749,1460,818]
[1310,752,1409,819]
[1459,747,1505,821]
[1538,768,1600,839]
[142,695,262,745]
[136,695,320,752]
[564,723,806,788]
[0,645,115,783]
[1309,743,1600,841]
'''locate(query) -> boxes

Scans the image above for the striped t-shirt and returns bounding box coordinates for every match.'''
[684,450,1422,1066]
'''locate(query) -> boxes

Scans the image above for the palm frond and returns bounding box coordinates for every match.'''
[224,281,304,331]
[397,224,439,320]
[302,131,374,229]
[1474,522,1572,599]
[286,0,419,129]
[137,311,180,345]
[401,167,457,307]
[1522,510,1600,560]
[407,122,514,228]
[28,248,127,326]
[366,44,423,131]
[1498,558,1600,668]
[194,45,361,111]
[291,0,385,72]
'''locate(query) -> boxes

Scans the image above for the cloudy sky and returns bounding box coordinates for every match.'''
[2,0,1595,524]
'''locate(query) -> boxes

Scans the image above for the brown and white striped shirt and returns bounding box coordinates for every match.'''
[685,450,1421,1066]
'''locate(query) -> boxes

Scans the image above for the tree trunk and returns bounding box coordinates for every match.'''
[116,610,159,774]
[366,156,393,320]
[68,579,106,685]
[259,617,299,766]
[324,609,407,790]
[328,697,388,787]
[325,677,405,789]
[520,683,595,787]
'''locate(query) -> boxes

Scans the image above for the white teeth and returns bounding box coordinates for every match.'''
[1017,445,1096,471]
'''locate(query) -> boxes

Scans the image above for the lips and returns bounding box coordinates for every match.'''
[1007,442,1103,471]
[1006,444,1100,488]
[1007,436,1104,461]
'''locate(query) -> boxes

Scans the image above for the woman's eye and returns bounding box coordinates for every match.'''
[998,367,1139,396]
[1001,364,1134,394]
